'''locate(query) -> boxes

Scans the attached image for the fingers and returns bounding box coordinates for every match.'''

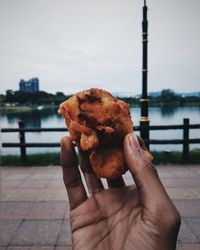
[124,133,170,211]
[79,148,104,194]
[60,136,87,210]
[107,177,126,188]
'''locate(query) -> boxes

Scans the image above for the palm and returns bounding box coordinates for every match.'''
[61,136,180,250]
[70,186,161,250]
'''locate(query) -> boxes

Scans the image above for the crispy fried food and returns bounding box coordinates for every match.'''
[90,147,127,179]
[58,88,133,179]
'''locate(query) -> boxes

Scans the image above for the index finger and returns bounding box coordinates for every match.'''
[79,148,104,195]
[60,136,87,210]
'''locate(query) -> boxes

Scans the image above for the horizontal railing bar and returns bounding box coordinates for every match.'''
[134,124,200,130]
[2,139,200,148]
[149,139,200,144]
[153,124,200,129]
[2,143,61,147]
[1,124,200,133]
[1,128,68,132]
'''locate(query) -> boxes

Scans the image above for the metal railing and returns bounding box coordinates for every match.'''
[1,118,200,162]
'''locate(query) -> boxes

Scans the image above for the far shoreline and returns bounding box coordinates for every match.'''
[0,101,199,113]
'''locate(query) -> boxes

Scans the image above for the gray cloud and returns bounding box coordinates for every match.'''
[0,0,199,95]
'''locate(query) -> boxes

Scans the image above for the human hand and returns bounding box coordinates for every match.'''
[60,134,181,250]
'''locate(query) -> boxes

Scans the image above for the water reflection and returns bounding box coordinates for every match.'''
[0,108,62,128]
[160,105,177,117]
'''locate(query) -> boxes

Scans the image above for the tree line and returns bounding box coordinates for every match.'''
[121,89,200,105]
[0,89,199,106]
[0,91,71,105]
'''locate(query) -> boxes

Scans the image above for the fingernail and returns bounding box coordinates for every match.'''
[128,134,140,149]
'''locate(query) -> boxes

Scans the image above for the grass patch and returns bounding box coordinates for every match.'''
[152,148,200,164]
[1,149,200,166]
[1,153,60,166]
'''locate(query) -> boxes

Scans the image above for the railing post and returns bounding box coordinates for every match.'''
[140,123,150,149]
[183,118,189,161]
[18,120,27,161]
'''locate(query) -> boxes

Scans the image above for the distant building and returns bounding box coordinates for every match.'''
[19,78,39,93]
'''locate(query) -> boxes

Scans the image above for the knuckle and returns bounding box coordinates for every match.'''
[151,202,181,232]
[144,159,153,168]
[143,159,157,174]
[165,208,181,230]
[60,136,71,146]
[60,136,67,146]
[171,210,181,227]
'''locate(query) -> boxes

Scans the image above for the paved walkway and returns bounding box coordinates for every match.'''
[0,165,200,250]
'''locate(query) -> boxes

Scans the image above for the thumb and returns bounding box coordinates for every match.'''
[124,133,169,211]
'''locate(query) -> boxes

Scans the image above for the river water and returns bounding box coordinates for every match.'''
[0,105,200,155]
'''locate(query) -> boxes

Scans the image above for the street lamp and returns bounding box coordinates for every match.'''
[140,0,150,148]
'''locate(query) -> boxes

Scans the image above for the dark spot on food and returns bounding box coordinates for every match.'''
[85,116,98,128]
[77,96,86,105]
[77,93,101,106]
[78,111,87,121]
[96,119,114,128]
[86,94,102,103]
[77,108,98,128]
[96,131,122,147]
[104,119,114,127]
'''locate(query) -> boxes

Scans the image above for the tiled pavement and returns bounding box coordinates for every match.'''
[0,165,200,250]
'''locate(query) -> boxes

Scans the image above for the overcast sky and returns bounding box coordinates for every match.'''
[0,0,200,95]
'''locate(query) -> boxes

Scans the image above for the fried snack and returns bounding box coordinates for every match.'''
[90,146,126,179]
[58,88,133,179]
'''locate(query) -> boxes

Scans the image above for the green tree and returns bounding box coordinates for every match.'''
[160,89,177,102]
